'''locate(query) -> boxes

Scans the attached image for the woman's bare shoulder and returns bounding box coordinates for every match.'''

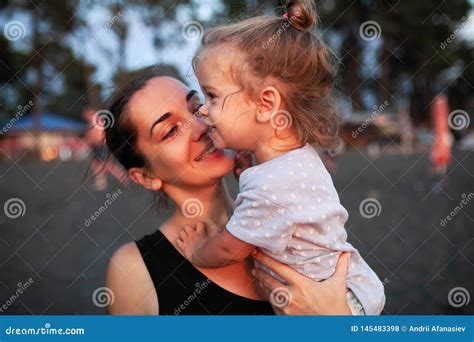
[106,241,158,315]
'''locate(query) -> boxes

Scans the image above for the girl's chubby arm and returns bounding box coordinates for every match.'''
[177,222,256,267]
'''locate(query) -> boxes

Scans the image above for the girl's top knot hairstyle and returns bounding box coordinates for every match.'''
[285,0,318,31]
[194,0,341,151]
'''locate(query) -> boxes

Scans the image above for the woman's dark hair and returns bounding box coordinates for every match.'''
[103,65,183,209]
[104,65,181,170]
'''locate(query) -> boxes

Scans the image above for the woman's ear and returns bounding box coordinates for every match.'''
[128,167,162,191]
[255,86,282,123]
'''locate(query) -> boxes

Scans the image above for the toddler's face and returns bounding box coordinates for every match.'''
[195,50,262,152]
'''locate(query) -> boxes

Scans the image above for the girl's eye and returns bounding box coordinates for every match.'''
[162,125,179,140]
[207,92,216,100]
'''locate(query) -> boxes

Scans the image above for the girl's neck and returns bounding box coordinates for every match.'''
[161,180,234,238]
[253,129,302,164]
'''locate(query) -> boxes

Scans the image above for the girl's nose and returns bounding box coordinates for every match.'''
[199,104,209,116]
[197,104,214,126]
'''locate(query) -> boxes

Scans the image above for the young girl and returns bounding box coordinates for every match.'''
[177,0,385,315]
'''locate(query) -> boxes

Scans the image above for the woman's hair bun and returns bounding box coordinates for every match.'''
[285,0,318,31]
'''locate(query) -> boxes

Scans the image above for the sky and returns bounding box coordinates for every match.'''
[80,1,221,91]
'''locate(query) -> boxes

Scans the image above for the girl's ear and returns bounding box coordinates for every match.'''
[255,86,282,123]
[128,167,162,191]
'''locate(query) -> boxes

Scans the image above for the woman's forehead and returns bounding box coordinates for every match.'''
[127,77,188,115]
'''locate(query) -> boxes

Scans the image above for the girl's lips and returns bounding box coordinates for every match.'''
[207,126,221,142]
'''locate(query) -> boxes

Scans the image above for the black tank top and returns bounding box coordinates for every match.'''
[136,229,274,315]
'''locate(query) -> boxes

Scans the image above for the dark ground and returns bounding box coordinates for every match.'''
[0,149,473,315]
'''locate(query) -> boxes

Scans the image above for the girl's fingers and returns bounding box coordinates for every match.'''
[183,225,193,235]
[176,238,185,250]
[179,230,189,241]
[252,251,303,286]
[195,221,205,232]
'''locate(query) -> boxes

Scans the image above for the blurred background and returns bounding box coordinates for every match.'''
[0,0,473,315]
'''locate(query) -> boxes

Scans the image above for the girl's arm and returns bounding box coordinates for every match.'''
[177,222,255,268]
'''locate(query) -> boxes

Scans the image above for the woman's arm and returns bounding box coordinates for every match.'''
[252,251,352,315]
[105,242,158,315]
[177,222,255,268]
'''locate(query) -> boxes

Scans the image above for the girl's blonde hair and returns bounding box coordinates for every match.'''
[193,0,341,150]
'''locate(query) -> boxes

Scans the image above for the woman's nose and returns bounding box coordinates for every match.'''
[190,115,209,141]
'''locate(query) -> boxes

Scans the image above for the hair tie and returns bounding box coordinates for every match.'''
[282,12,289,19]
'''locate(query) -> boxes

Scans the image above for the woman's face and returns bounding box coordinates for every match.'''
[126,76,234,188]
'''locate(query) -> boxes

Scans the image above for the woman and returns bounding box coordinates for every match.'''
[105,67,352,315]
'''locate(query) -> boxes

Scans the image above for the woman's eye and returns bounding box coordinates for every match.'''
[162,126,179,140]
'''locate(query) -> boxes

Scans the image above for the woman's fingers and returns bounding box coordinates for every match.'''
[252,251,304,286]
[253,268,286,292]
[329,252,349,287]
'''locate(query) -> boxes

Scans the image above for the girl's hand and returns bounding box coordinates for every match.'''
[176,222,207,262]
[252,251,352,315]
[233,151,253,181]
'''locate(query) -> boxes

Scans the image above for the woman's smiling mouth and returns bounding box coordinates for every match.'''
[195,142,218,161]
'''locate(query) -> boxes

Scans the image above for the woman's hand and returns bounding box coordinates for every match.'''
[233,151,253,181]
[252,251,352,315]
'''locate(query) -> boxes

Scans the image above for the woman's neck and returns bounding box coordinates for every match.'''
[160,180,235,239]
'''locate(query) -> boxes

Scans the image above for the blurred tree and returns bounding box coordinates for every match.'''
[1,0,82,126]
[318,0,471,123]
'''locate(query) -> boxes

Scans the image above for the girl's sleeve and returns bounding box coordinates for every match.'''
[226,188,295,255]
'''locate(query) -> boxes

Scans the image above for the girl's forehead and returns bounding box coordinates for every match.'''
[196,48,241,85]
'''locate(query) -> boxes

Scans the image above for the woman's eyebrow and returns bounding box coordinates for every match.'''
[186,89,198,102]
[149,112,172,137]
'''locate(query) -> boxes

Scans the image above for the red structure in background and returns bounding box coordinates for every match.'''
[430,95,453,178]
